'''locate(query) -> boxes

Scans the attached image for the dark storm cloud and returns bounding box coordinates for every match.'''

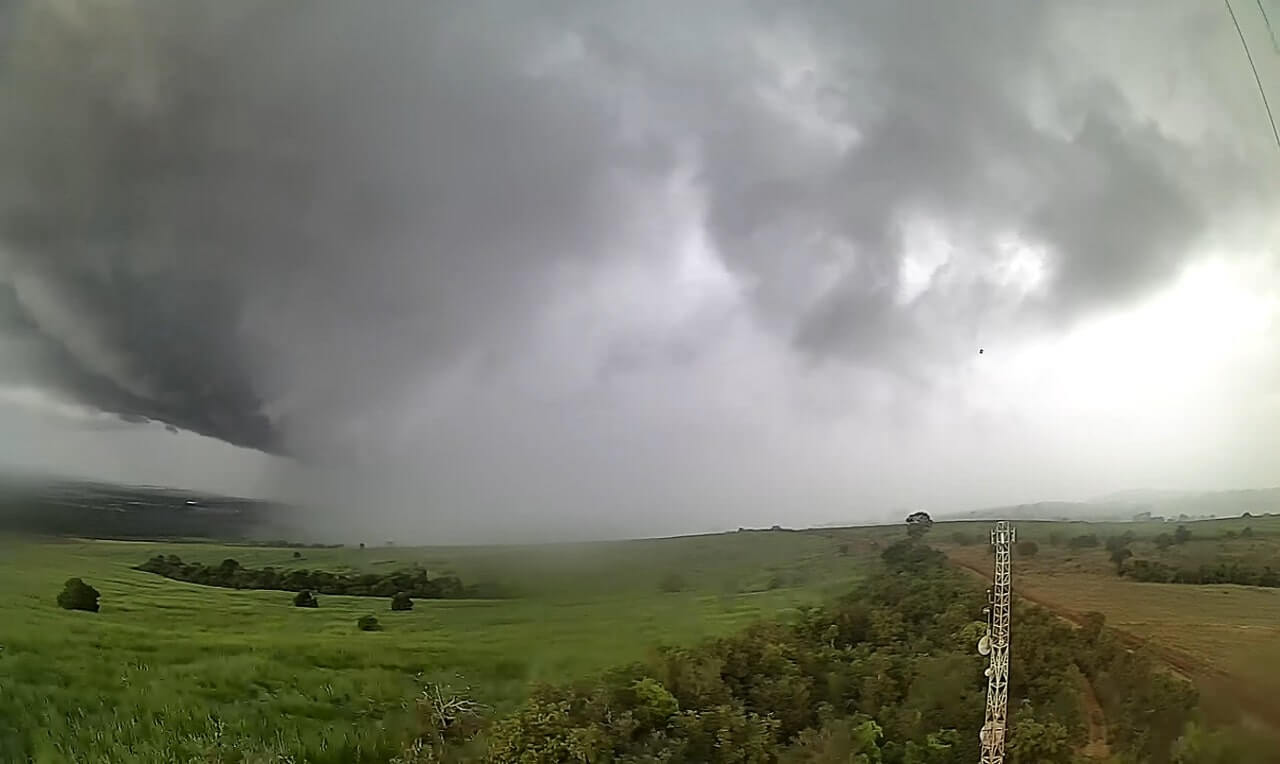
[0,1,679,453]
[0,0,1268,459]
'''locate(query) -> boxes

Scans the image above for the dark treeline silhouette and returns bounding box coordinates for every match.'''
[1123,558,1280,587]
[136,555,504,599]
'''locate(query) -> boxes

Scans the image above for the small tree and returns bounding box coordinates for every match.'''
[391,591,414,611]
[658,572,687,593]
[1154,533,1173,550]
[905,511,933,538]
[358,614,382,631]
[1067,534,1099,549]
[292,551,303,559]
[1174,525,1192,545]
[1109,546,1133,571]
[1242,526,1254,538]
[56,578,100,612]
[293,589,318,608]
[1015,540,1039,558]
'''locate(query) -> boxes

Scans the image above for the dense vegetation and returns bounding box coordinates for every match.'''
[1098,526,1280,587]
[55,577,99,612]
[444,537,1248,763]
[136,554,497,599]
[1122,557,1280,587]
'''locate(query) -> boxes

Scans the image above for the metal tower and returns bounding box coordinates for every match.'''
[978,520,1014,764]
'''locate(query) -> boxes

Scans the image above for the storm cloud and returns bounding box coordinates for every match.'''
[0,0,1277,535]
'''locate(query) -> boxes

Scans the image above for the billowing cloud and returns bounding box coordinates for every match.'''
[0,0,1277,534]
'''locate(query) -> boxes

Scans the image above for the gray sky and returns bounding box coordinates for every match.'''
[1,0,1278,540]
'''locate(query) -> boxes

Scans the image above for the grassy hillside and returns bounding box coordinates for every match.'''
[0,530,863,762]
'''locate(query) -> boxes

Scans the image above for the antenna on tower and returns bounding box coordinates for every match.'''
[978,520,1014,764]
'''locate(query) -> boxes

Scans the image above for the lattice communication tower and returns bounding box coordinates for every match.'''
[977,520,1014,764]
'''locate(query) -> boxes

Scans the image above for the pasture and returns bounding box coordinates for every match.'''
[941,515,1280,737]
[0,530,864,762]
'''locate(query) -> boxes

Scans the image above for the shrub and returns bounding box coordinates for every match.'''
[1154,533,1173,550]
[1242,526,1254,538]
[391,591,413,611]
[1015,540,1039,557]
[293,589,318,608]
[658,572,687,593]
[357,614,381,631]
[56,577,100,612]
[1067,534,1099,549]
[838,543,850,556]
[1174,525,1191,545]
[292,551,302,559]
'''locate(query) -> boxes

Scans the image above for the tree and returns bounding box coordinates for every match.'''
[659,572,687,593]
[56,577,100,612]
[905,511,933,538]
[357,614,381,631]
[1174,525,1192,545]
[1242,526,1254,538]
[1154,533,1174,550]
[292,550,302,559]
[1067,534,1098,549]
[1109,546,1133,570]
[391,591,413,611]
[1015,540,1039,557]
[293,589,318,608]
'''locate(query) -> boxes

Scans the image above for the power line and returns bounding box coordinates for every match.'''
[1258,0,1279,52]
[1225,0,1280,151]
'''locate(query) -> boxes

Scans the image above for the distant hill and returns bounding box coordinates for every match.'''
[943,487,1280,523]
[0,474,287,539]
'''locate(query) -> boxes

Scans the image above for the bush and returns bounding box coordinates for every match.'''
[1015,540,1039,558]
[838,543,850,556]
[1242,526,1254,538]
[357,614,381,631]
[293,589,318,608]
[1174,525,1191,545]
[56,577,100,612]
[658,572,687,593]
[1067,534,1098,549]
[1154,533,1173,549]
[391,591,413,611]
[292,551,302,558]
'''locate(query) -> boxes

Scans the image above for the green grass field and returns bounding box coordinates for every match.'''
[0,530,865,762]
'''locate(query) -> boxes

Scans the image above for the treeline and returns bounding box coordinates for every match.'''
[405,537,1259,762]
[1123,558,1280,587]
[136,555,503,599]
[1096,526,1280,588]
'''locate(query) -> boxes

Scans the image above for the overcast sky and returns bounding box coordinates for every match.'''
[1,0,1278,541]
